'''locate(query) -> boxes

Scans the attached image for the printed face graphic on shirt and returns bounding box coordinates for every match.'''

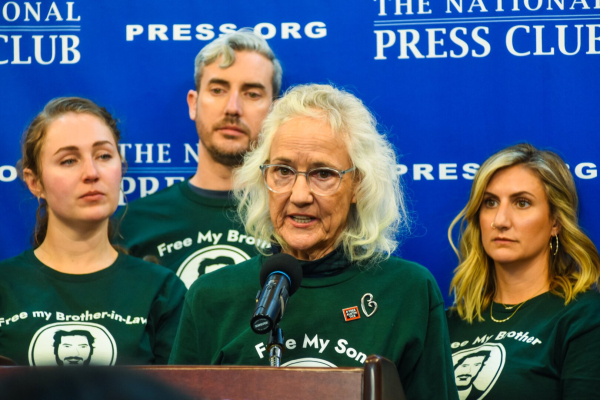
[197,255,235,276]
[177,245,251,288]
[53,330,94,366]
[452,344,506,400]
[29,322,117,366]
[454,351,490,390]
[281,358,337,367]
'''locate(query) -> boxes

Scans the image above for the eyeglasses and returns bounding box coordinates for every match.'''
[260,164,356,196]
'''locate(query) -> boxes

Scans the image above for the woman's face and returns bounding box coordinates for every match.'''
[26,112,122,227]
[268,116,357,261]
[479,165,559,269]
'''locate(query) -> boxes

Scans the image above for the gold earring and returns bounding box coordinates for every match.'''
[491,222,496,229]
[552,234,559,256]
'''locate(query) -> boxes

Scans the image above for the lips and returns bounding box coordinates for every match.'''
[80,191,104,200]
[215,124,249,137]
[291,216,313,223]
[493,237,517,243]
[288,214,317,227]
[219,125,244,132]
[213,116,251,136]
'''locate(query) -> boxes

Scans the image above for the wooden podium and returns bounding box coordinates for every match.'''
[0,355,405,400]
[131,355,405,400]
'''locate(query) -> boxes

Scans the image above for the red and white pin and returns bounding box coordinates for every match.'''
[342,306,361,322]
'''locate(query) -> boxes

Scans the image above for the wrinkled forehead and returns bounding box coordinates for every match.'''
[269,116,351,166]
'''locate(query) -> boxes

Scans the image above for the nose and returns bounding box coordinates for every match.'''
[289,173,313,206]
[492,202,511,231]
[224,90,242,117]
[82,158,100,184]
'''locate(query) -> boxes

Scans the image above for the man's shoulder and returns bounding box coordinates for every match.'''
[120,180,187,215]
[116,253,186,290]
[118,253,175,276]
[187,256,261,298]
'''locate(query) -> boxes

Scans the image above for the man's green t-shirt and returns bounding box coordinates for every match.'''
[115,180,266,288]
[0,250,186,365]
[170,251,458,400]
[447,291,600,400]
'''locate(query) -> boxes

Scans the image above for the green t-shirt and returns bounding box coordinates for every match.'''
[446,291,600,400]
[0,250,186,366]
[169,251,458,400]
[115,180,265,288]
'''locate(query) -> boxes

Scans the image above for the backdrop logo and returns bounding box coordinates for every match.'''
[0,1,81,65]
[372,0,600,60]
[126,21,327,42]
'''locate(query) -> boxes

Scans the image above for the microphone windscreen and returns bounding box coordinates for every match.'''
[260,253,303,295]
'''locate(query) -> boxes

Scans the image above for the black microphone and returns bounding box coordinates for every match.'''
[250,254,303,334]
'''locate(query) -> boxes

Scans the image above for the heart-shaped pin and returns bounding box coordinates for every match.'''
[361,293,378,318]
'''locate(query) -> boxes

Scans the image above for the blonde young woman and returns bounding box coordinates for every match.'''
[0,98,185,366]
[447,143,600,400]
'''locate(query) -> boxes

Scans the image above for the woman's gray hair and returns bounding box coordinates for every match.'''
[194,28,282,98]
[233,84,409,264]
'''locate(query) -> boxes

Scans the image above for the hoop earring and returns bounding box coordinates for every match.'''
[491,222,496,229]
[551,234,559,256]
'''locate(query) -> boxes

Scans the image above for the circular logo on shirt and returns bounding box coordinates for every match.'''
[452,343,506,400]
[28,322,117,366]
[281,358,337,367]
[176,245,251,288]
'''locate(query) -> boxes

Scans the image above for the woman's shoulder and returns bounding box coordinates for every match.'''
[374,255,445,305]
[561,290,600,314]
[380,255,437,281]
[0,249,36,273]
[535,289,600,315]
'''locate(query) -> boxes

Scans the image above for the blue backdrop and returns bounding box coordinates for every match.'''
[1,0,599,303]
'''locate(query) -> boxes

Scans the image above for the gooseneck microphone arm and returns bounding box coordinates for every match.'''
[267,325,285,367]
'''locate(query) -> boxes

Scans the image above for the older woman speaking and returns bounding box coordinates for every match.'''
[169,84,457,399]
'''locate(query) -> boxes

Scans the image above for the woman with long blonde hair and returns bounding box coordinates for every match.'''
[446,143,600,399]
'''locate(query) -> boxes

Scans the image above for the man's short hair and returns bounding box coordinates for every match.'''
[193,28,282,98]
[454,350,491,371]
[53,330,95,357]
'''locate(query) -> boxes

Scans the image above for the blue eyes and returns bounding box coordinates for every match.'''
[60,153,113,166]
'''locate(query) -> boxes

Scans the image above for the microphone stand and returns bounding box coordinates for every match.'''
[267,324,284,367]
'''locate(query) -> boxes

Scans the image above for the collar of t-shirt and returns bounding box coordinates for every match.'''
[271,245,350,279]
[187,181,231,200]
